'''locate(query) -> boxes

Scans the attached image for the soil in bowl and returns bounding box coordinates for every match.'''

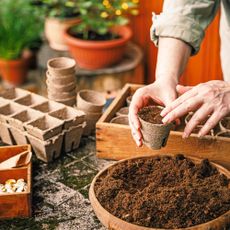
[94,155,230,229]
[138,106,163,124]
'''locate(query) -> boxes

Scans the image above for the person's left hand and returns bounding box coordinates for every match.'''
[160,80,230,138]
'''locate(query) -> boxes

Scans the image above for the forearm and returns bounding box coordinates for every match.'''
[155,37,191,86]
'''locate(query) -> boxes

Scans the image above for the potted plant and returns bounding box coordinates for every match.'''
[64,0,139,70]
[41,0,80,51]
[0,0,44,86]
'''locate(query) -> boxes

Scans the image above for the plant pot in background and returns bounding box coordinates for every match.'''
[45,17,80,51]
[64,26,132,70]
[0,58,28,86]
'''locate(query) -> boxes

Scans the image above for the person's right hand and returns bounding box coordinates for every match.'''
[128,79,177,147]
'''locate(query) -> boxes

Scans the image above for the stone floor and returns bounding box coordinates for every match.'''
[0,136,115,230]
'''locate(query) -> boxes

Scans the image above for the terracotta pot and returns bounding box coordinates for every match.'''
[0,58,28,86]
[89,155,230,230]
[45,17,80,51]
[77,90,106,113]
[64,26,132,69]
[47,57,76,76]
[138,106,173,150]
[110,115,129,125]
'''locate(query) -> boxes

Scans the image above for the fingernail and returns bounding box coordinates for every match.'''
[162,117,168,123]
[182,132,188,139]
[198,132,203,138]
[160,110,166,116]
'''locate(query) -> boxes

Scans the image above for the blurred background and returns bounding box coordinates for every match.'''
[0,0,223,96]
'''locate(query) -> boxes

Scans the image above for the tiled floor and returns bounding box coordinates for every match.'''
[0,136,114,230]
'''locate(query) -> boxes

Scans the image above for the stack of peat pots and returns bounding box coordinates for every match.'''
[46,57,77,106]
[76,90,106,135]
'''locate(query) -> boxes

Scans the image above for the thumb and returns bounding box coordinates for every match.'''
[176,84,193,95]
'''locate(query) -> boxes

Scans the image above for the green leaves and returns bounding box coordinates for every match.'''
[0,0,44,60]
[75,0,139,40]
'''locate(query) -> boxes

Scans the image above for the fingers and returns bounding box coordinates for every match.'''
[198,109,228,137]
[183,105,213,138]
[162,96,202,124]
[176,85,193,95]
[161,88,197,117]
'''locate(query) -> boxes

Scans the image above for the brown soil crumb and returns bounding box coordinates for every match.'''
[138,106,163,124]
[95,155,230,229]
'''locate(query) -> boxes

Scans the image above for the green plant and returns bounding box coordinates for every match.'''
[0,0,44,60]
[41,0,79,18]
[74,0,139,40]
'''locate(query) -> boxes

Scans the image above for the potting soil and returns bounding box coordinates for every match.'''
[95,155,230,228]
[138,106,163,124]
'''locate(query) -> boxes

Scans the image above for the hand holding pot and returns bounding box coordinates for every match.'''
[161,80,230,138]
[128,79,177,147]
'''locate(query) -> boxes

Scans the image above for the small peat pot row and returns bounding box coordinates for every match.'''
[46,57,77,106]
[0,88,86,163]
[76,89,106,136]
[90,154,230,230]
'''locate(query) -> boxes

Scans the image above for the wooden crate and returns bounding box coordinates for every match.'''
[0,145,32,219]
[96,84,230,170]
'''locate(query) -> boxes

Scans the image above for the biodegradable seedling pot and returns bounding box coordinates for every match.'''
[220,117,230,132]
[0,88,29,100]
[31,101,65,113]
[9,127,29,145]
[0,122,15,145]
[8,109,44,131]
[63,123,85,152]
[25,115,64,141]
[110,115,129,125]
[47,57,76,76]
[46,79,76,93]
[0,103,26,123]
[138,106,173,150]
[90,155,230,230]
[77,90,106,113]
[116,107,129,117]
[14,93,48,107]
[83,111,102,136]
[48,90,76,101]
[27,133,63,163]
[55,96,77,107]
[126,95,132,107]
[49,107,85,129]
[46,71,76,85]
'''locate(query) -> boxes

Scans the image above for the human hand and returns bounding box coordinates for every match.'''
[161,80,230,138]
[128,79,177,147]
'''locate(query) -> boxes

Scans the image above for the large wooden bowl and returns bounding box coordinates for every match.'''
[89,155,230,230]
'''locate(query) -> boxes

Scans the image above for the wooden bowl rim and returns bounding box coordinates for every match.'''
[89,154,230,230]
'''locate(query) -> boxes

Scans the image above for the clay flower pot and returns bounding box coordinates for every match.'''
[110,115,129,125]
[45,17,80,51]
[64,26,132,70]
[116,107,129,117]
[77,90,106,113]
[0,58,28,86]
[90,155,230,230]
[138,106,173,150]
[47,57,76,76]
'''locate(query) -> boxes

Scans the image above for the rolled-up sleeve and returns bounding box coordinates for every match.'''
[151,0,220,55]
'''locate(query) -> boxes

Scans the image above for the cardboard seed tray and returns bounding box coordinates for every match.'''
[96,84,230,170]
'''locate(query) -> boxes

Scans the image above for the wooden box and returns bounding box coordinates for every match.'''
[0,145,32,219]
[96,84,230,170]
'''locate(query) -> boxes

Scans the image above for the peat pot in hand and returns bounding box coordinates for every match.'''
[64,26,132,70]
[138,106,173,150]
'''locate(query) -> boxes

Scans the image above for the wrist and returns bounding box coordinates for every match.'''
[155,73,179,87]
